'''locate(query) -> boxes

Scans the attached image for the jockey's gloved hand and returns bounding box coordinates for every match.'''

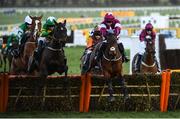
[145,35,152,41]
[107,29,114,34]
[25,30,31,34]
[102,36,106,40]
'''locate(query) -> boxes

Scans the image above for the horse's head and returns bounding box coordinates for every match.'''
[29,15,42,41]
[104,31,120,59]
[52,20,67,44]
[145,35,155,55]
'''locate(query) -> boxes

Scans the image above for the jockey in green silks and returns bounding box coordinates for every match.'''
[5,15,33,58]
[29,16,57,69]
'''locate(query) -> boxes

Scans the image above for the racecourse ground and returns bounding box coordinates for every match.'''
[0,110,180,118]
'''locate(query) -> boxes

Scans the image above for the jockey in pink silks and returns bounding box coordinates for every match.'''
[134,23,160,72]
[95,12,129,64]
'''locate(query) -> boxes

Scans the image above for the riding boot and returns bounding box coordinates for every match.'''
[82,52,91,74]
[135,54,142,72]
[12,48,19,58]
[33,41,43,66]
[118,43,129,63]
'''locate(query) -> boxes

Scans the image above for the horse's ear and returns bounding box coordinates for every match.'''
[53,19,58,26]
[29,15,33,19]
[39,15,43,20]
[63,20,66,26]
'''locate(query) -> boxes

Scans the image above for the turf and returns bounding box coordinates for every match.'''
[0,110,179,118]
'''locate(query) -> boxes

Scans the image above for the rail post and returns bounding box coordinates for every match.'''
[84,73,91,112]
[0,73,9,112]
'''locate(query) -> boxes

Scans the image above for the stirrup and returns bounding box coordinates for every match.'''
[124,57,129,63]
[134,67,140,72]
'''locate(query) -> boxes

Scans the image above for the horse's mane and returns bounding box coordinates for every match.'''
[106,33,117,44]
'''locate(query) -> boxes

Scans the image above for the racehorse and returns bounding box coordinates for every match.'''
[132,37,158,73]
[89,31,128,102]
[37,20,68,78]
[10,16,42,74]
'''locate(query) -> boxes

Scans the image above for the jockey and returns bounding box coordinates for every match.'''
[96,12,129,64]
[82,25,103,73]
[32,16,57,66]
[134,23,160,72]
[5,15,33,57]
[87,25,102,49]
[5,34,18,55]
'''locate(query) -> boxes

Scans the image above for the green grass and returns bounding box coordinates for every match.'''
[0,110,180,118]
[0,46,130,74]
[0,11,100,25]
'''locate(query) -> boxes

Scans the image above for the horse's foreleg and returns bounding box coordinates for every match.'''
[3,56,6,72]
[119,75,129,100]
[62,65,69,90]
[63,65,72,110]
[107,79,115,102]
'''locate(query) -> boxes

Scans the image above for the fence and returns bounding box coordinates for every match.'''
[0,72,179,112]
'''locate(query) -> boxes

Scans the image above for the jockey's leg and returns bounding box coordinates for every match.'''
[135,54,142,72]
[117,42,129,63]
[18,33,29,56]
[135,41,146,72]
[82,49,91,73]
[95,41,106,67]
[34,37,45,65]
[154,56,161,72]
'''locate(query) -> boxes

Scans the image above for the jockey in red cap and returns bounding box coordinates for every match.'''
[135,23,160,72]
[95,12,129,64]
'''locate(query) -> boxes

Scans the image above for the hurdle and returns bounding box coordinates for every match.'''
[160,69,180,112]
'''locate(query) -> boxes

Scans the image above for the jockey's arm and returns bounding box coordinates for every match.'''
[139,30,146,42]
[152,32,156,45]
[100,24,107,37]
[114,23,121,36]
[12,28,24,45]
[86,37,93,48]
[41,31,49,37]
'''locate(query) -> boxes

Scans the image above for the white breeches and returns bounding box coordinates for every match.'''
[138,41,146,55]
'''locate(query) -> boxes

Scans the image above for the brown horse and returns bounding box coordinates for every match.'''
[10,16,42,74]
[132,38,158,74]
[89,32,129,102]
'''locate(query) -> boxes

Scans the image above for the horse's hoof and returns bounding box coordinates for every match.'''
[124,95,130,101]
[108,96,115,102]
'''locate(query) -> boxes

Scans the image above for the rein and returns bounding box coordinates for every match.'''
[103,53,122,62]
[47,46,62,52]
[141,61,156,68]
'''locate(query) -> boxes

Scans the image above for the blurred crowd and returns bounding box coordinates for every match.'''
[0,0,179,7]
